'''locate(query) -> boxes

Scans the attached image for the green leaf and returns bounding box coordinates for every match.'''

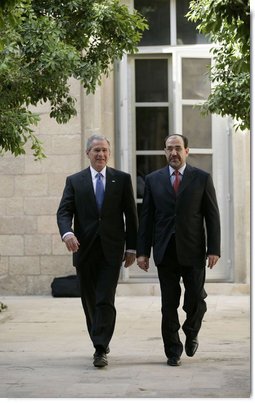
[0,0,147,158]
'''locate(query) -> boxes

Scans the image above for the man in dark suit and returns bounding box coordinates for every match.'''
[137,134,220,367]
[57,134,138,367]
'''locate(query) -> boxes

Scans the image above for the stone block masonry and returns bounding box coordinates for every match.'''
[0,79,83,295]
[0,76,115,295]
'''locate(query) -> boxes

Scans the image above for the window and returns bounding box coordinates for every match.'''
[182,58,211,100]
[181,57,212,176]
[134,0,170,46]
[134,0,209,46]
[135,56,212,201]
[135,58,171,200]
[176,0,209,45]
[135,59,168,102]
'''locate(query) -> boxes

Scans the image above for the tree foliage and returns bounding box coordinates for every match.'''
[0,0,147,158]
[187,0,250,131]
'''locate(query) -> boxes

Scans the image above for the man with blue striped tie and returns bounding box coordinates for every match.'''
[57,134,138,367]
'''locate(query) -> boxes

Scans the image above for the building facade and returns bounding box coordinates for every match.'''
[0,0,250,295]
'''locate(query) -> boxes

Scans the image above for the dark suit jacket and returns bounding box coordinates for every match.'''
[57,167,138,267]
[137,164,221,266]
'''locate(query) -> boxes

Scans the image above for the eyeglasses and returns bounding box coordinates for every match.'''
[164,146,184,152]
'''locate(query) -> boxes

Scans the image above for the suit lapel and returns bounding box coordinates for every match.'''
[80,168,98,210]
[103,167,117,205]
[178,164,195,194]
[159,166,175,195]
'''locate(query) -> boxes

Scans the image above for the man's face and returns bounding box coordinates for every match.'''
[164,136,189,169]
[86,139,110,171]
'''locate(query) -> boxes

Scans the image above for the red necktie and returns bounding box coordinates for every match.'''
[173,170,180,193]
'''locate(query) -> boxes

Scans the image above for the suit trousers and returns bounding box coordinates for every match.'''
[157,235,207,359]
[76,237,121,352]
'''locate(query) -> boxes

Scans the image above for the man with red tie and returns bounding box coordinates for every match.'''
[137,134,221,366]
[57,134,138,368]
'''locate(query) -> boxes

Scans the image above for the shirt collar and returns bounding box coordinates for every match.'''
[90,166,107,178]
[169,164,186,176]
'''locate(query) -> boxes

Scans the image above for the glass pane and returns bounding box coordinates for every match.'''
[136,107,169,150]
[182,58,211,100]
[187,154,212,176]
[134,0,170,46]
[183,106,212,148]
[137,155,166,198]
[177,0,210,45]
[135,59,168,102]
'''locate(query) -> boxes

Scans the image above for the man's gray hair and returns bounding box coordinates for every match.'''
[86,134,111,151]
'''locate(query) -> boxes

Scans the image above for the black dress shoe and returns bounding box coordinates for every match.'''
[167,356,181,366]
[93,352,108,367]
[93,345,110,355]
[185,337,199,357]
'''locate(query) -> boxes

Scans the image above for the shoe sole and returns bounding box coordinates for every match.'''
[167,360,181,366]
[93,361,108,367]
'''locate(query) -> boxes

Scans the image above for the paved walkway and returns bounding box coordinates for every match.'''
[0,294,250,399]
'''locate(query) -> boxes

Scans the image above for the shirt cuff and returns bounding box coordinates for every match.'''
[62,232,74,241]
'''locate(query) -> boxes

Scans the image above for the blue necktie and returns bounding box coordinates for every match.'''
[95,172,104,211]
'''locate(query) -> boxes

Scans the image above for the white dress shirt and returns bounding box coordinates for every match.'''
[90,166,106,192]
[169,164,186,185]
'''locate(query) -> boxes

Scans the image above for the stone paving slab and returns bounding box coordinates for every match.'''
[0,294,250,398]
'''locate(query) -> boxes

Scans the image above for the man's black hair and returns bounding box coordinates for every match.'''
[164,134,189,148]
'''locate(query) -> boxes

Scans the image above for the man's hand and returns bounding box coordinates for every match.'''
[63,234,80,252]
[137,256,149,272]
[123,252,136,268]
[207,255,219,269]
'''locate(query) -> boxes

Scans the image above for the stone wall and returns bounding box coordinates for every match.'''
[0,75,115,295]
